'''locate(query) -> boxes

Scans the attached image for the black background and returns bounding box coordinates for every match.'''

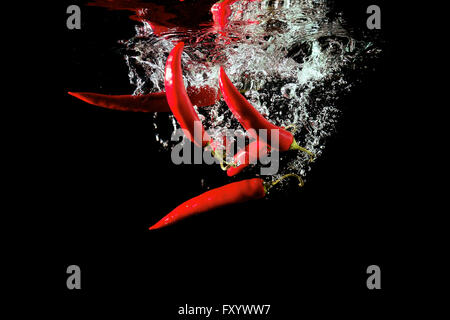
[14,0,438,317]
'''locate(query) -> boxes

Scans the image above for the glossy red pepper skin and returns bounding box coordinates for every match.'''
[219,66,294,151]
[227,139,270,176]
[165,42,211,147]
[211,0,259,30]
[68,91,168,112]
[149,178,266,230]
[211,0,238,29]
[148,21,170,37]
[68,86,219,113]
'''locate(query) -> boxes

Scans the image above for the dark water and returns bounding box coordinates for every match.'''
[16,0,431,316]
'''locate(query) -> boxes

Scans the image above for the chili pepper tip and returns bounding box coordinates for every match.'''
[149,220,166,231]
[67,91,88,103]
[149,178,265,229]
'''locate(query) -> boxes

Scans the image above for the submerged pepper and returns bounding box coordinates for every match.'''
[68,86,219,113]
[219,66,314,158]
[149,178,265,230]
[149,174,303,230]
[165,42,211,147]
[226,139,270,177]
[211,0,238,30]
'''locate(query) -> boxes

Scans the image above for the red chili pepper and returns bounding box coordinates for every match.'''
[227,139,270,176]
[211,0,259,30]
[68,86,219,113]
[149,178,266,230]
[148,21,170,37]
[165,42,211,147]
[219,67,314,157]
[149,174,303,230]
[211,0,238,29]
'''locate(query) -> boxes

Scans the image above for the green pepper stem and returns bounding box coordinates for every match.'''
[284,124,298,133]
[289,139,315,162]
[206,142,237,170]
[264,173,304,193]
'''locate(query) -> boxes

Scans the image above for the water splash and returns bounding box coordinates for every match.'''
[99,0,382,184]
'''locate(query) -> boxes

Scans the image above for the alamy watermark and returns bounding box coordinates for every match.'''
[66,5,81,30]
[170,121,281,176]
[66,265,81,290]
[366,265,381,290]
[367,5,381,30]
